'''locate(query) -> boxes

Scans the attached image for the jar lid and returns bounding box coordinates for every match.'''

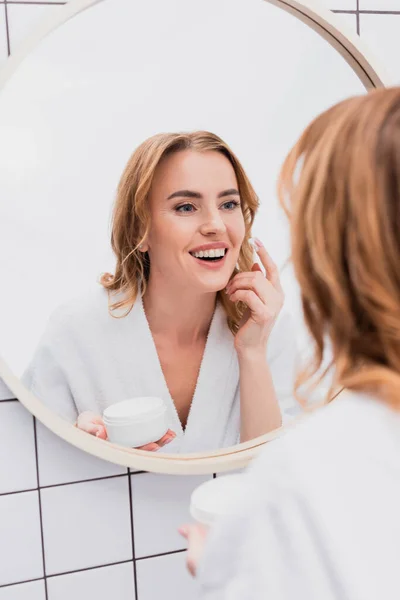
[189,474,245,526]
[103,396,166,424]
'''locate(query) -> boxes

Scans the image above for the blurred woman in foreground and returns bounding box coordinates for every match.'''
[181,88,400,599]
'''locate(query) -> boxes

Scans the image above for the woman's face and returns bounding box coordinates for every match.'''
[146,149,246,293]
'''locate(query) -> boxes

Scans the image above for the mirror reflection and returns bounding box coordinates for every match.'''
[22,130,298,452]
[0,0,365,454]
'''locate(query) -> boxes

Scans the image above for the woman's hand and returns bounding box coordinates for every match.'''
[76,412,176,450]
[226,238,284,356]
[179,523,209,577]
[76,411,108,439]
[138,429,176,451]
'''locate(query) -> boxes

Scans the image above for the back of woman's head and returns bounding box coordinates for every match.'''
[279,87,400,407]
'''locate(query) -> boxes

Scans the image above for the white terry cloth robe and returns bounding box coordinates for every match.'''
[22,286,300,453]
[197,390,400,599]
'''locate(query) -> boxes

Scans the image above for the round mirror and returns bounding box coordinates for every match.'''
[0,0,388,473]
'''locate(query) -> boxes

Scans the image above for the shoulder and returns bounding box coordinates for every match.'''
[248,390,394,495]
[47,285,109,330]
[44,285,137,343]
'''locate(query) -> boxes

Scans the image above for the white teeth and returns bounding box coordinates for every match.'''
[191,248,226,259]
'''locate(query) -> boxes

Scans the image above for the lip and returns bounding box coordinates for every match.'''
[189,242,229,254]
[191,253,228,270]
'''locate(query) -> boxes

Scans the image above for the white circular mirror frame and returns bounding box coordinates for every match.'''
[0,0,391,474]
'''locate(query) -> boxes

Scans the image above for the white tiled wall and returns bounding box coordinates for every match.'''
[6,3,61,51]
[0,395,209,599]
[1,1,400,599]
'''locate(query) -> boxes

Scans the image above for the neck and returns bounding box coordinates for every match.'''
[142,275,217,345]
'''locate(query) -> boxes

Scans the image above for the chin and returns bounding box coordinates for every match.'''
[196,277,229,294]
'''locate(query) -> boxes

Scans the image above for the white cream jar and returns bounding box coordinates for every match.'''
[189,474,246,527]
[103,396,168,448]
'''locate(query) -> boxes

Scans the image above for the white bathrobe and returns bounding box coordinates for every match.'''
[22,286,299,453]
[197,390,400,598]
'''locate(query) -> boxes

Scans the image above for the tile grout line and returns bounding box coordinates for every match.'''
[5,1,67,4]
[0,3,398,12]
[136,548,187,562]
[33,417,49,600]
[3,0,10,56]
[128,471,139,600]
[356,0,360,36]
[358,10,400,15]
[0,549,188,589]
[0,471,148,497]
[0,560,135,587]
[0,576,44,589]
[46,559,134,579]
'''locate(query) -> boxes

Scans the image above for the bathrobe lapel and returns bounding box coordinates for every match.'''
[180,302,240,453]
[125,296,239,453]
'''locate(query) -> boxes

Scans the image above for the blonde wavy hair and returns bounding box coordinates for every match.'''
[101,131,259,333]
[279,87,400,408]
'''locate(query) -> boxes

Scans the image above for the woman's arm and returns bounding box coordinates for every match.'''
[237,349,282,442]
[226,238,288,441]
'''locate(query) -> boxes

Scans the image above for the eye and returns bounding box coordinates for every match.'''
[222,200,241,210]
[176,203,195,213]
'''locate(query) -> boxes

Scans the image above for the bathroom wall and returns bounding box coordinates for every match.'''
[0,1,399,599]
[0,380,208,600]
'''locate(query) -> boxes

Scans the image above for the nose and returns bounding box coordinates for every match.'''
[199,208,227,236]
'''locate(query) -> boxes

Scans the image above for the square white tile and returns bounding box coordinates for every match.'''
[360,1,400,9]
[0,580,46,600]
[0,491,44,586]
[0,402,37,494]
[7,3,62,54]
[136,551,199,600]
[360,14,400,84]
[0,378,14,400]
[335,12,358,33]
[41,477,132,575]
[36,420,126,487]
[47,562,135,600]
[131,473,210,558]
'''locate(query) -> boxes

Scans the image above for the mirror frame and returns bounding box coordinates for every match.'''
[0,0,391,474]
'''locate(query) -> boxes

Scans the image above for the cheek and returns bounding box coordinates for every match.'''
[227,214,246,246]
[149,216,194,253]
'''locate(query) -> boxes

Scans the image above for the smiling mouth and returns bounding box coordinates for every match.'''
[189,249,228,262]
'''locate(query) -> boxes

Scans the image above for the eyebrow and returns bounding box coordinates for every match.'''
[167,188,240,200]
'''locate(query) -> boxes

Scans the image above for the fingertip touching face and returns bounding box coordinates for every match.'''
[145,149,245,293]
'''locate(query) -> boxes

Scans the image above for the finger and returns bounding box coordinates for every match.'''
[251,263,262,273]
[137,442,161,452]
[226,271,264,294]
[79,422,102,435]
[178,525,189,538]
[158,432,176,446]
[183,524,208,577]
[227,274,273,304]
[251,239,282,290]
[158,436,174,447]
[95,426,108,440]
[164,429,177,439]
[229,289,266,321]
